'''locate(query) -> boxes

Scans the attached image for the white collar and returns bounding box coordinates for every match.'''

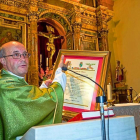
[8,71,24,79]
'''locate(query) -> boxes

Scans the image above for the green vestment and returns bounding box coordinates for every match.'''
[0,69,64,140]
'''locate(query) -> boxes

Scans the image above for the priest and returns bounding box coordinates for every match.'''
[0,41,67,140]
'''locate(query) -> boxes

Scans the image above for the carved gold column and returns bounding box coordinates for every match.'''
[100,30,109,51]
[73,23,82,50]
[27,0,40,86]
[96,6,112,51]
[71,5,82,50]
[96,6,113,85]
[100,30,113,85]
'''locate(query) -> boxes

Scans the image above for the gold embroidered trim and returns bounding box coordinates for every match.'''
[50,87,58,124]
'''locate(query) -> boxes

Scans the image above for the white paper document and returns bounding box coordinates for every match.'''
[64,59,99,110]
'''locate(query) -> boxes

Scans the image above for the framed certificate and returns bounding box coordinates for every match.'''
[52,50,110,112]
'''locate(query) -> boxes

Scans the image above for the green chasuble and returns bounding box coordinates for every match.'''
[0,69,64,140]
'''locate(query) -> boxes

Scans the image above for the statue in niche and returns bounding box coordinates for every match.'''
[39,32,62,59]
[115,60,125,82]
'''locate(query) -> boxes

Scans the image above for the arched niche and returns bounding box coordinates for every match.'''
[37,12,73,72]
[38,18,67,49]
[39,11,73,50]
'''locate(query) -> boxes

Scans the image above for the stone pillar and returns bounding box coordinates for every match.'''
[27,0,40,86]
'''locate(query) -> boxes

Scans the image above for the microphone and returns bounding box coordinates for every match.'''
[62,66,68,71]
[62,66,107,140]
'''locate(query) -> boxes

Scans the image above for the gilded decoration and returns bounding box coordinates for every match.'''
[96,5,113,85]
[40,13,71,34]
[27,25,39,85]
[0,10,27,22]
[0,1,28,14]
[38,2,72,32]
[0,0,113,86]
[0,0,43,10]
[81,8,97,30]
[96,5,113,31]
[0,12,26,46]
[80,33,98,51]
[27,6,39,85]
[0,12,24,21]
[72,22,81,50]
[96,6,113,51]
[66,32,73,50]
[0,0,30,9]
[39,6,73,51]
[60,0,96,8]
[0,26,22,46]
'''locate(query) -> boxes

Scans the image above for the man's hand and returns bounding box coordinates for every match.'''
[58,55,64,68]
[44,79,52,87]
[58,55,70,69]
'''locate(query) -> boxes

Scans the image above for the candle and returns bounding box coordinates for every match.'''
[79,38,80,47]
[73,37,75,49]
[40,54,42,64]
[46,57,48,67]
[107,83,112,100]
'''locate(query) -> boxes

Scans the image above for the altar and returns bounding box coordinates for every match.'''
[19,116,136,140]
[109,103,140,139]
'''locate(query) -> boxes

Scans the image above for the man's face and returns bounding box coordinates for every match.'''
[2,42,29,77]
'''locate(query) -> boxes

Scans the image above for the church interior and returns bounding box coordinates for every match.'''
[1,0,140,139]
[1,0,139,101]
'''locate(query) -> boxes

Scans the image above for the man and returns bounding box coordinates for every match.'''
[0,41,67,140]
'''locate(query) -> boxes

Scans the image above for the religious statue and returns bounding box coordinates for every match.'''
[115,60,125,82]
[39,32,62,59]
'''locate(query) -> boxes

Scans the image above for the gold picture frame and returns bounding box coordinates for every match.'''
[52,50,110,115]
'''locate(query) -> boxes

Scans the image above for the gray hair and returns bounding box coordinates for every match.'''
[0,47,5,58]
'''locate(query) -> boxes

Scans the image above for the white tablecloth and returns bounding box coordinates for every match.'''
[109,103,140,127]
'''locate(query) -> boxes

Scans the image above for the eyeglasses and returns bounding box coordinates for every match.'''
[3,53,31,59]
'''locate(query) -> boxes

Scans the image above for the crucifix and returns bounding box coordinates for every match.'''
[39,25,63,69]
[39,32,62,59]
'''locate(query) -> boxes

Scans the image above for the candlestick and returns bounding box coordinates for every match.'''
[73,37,75,49]
[40,54,42,64]
[107,83,112,100]
[46,57,48,67]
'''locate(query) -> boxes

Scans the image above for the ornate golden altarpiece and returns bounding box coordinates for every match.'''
[0,0,113,87]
